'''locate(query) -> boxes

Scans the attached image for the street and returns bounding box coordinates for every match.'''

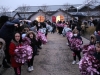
[1,33,89,75]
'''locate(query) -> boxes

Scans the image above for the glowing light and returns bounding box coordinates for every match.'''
[36,16,45,22]
[56,15,64,22]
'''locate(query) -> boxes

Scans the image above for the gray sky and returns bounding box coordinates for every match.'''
[0,0,85,10]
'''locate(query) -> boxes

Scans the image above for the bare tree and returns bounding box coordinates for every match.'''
[0,6,9,16]
[18,4,30,19]
[63,3,70,21]
[40,5,48,20]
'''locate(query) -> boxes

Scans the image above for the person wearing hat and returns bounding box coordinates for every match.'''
[26,31,39,71]
[90,34,96,45]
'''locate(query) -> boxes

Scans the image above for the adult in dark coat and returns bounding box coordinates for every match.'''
[51,22,56,33]
[0,16,9,29]
[92,19,98,27]
[96,20,100,32]
[0,18,22,68]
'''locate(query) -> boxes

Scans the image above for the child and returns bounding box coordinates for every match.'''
[9,32,22,75]
[94,41,100,74]
[90,34,96,45]
[62,24,72,37]
[21,26,30,38]
[26,31,38,72]
[70,29,83,64]
[66,30,73,46]
[82,34,96,55]
[38,25,46,35]
[0,38,5,67]
[79,39,100,75]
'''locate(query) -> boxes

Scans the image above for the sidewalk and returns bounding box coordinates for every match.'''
[82,36,90,45]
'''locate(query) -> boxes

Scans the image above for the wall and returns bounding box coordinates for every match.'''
[50,11,72,22]
[30,11,50,21]
[30,11,72,22]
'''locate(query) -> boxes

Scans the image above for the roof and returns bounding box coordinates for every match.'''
[77,2,100,10]
[70,11,100,17]
[17,12,33,19]
[14,4,82,12]
[0,12,16,17]
[46,11,58,16]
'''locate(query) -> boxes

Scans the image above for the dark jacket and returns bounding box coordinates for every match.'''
[0,21,15,42]
[0,19,20,42]
[30,38,38,56]
[96,21,100,32]
[94,52,100,61]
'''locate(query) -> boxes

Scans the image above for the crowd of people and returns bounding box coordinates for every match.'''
[56,18,100,75]
[0,15,100,75]
[0,16,54,75]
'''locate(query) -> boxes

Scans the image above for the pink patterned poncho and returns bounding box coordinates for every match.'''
[37,32,47,44]
[79,45,100,75]
[14,37,33,64]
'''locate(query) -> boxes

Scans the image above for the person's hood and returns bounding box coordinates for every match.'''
[12,19,20,24]
[11,39,20,46]
[96,35,100,42]
[26,31,36,38]
[11,18,24,24]
[0,38,6,50]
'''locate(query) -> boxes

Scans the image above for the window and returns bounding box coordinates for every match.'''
[36,16,45,22]
[56,15,64,22]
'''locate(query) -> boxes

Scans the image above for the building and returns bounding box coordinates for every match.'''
[0,3,100,22]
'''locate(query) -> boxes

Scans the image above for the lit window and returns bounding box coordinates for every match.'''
[36,16,45,22]
[56,15,64,22]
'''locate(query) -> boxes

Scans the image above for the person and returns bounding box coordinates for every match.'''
[82,34,96,55]
[30,25,37,33]
[94,41,100,74]
[90,35,96,45]
[38,24,46,35]
[51,22,56,33]
[56,21,63,34]
[36,22,41,31]
[0,38,5,67]
[0,16,9,29]
[95,22,100,42]
[21,25,30,38]
[0,18,23,68]
[77,19,82,34]
[96,20,100,33]
[62,24,72,37]
[9,32,22,75]
[70,29,83,64]
[79,37,100,75]
[26,31,38,72]
[46,22,53,33]
[92,18,98,27]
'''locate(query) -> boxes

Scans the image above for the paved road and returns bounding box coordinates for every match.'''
[1,33,89,75]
